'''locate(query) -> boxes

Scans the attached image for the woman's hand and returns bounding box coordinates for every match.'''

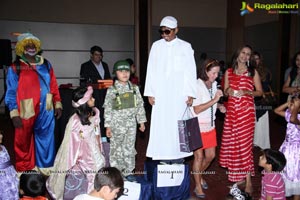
[213,89,223,102]
[230,89,252,97]
[231,89,242,97]
[225,87,234,96]
[186,96,193,106]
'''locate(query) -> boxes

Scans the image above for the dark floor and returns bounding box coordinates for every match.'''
[0,108,292,200]
[135,110,291,200]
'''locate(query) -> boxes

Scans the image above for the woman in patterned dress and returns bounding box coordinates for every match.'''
[219,45,263,195]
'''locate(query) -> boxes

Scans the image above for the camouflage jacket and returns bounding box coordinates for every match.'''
[103,80,147,127]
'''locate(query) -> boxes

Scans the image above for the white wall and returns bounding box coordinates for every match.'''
[0,20,134,106]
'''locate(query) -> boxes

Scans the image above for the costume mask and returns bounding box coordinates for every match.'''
[24,48,37,56]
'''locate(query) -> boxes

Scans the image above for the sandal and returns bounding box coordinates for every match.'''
[201,179,208,190]
[194,189,205,198]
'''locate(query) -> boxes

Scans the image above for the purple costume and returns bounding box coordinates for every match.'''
[279,109,300,196]
[0,145,19,199]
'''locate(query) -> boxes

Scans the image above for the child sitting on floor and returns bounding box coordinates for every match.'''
[74,167,124,200]
[259,148,286,200]
[20,170,48,200]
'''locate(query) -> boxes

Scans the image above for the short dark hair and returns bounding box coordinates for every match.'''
[263,149,286,172]
[90,46,103,54]
[20,170,46,197]
[198,58,220,81]
[94,167,124,192]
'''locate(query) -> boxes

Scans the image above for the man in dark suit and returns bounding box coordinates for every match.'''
[80,45,111,139]
[80,46,111,85]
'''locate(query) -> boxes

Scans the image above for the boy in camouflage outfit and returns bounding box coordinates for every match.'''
[103,60,146,181]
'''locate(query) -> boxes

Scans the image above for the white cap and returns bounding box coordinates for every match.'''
[160,16,177,29]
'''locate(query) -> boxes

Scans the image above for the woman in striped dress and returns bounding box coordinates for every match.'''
[219,45,263,195]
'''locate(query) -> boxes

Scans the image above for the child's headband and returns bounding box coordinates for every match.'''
[72,86,93,108]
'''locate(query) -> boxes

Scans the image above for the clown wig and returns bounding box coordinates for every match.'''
[15,33,41,57]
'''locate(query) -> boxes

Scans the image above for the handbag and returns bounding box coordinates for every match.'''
[63,164,89,200]
[261,92,278,107]
[258,84,278,108]
[178,106,203,152]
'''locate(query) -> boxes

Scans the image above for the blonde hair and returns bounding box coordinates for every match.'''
[15,38,41,56]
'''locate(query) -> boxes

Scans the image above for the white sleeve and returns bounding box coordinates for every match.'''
[144,43,157,97]
[183,43,197,98]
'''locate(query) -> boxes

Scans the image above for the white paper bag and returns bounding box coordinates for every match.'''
[118,181,141,200]
[157,164,185,187]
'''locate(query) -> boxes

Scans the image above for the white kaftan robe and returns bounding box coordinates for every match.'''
[144,37,197,160]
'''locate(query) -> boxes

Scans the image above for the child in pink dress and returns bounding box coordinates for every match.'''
[47,86,105,199]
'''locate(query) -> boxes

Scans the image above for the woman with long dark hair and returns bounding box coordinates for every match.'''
[219,45,263,195]
[282,51,300,97]
[252,51,272,149]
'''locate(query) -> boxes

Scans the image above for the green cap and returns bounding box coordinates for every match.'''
[113,60,130,74]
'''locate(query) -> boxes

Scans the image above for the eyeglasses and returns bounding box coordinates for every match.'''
[158,29,174,35]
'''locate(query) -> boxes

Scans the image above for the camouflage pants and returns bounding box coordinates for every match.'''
[110,122,137,176]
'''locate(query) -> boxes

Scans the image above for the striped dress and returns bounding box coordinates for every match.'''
[219,68,255,182]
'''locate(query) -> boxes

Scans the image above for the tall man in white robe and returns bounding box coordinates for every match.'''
[144,16,198,161]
